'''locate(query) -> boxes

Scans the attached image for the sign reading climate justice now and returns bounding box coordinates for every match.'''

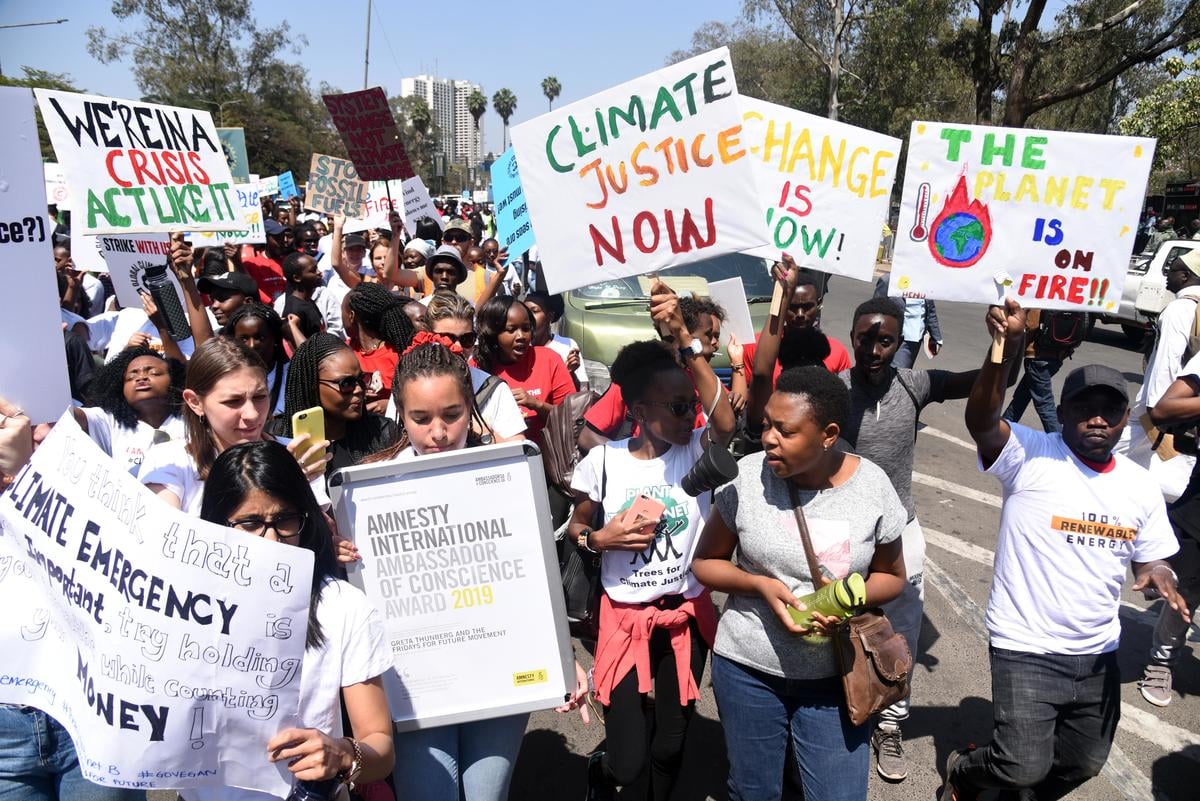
[510,47,767,294]
[0,414,314,794]
[35,90,239,237]
[740,96,900,283]
[888,121,1155,311]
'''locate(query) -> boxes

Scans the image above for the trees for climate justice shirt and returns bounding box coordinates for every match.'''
[983,423,1178,655]
[571,429,709,604]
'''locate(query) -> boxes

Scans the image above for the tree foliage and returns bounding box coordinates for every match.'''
[493,89,518,149]
[1120,41,1200,184]
[541,76,562,110]
[386,95,440,188]
[0,67,83,161]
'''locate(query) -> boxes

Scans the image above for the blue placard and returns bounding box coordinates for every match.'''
[277,170,298,200]
[490,148,535,258]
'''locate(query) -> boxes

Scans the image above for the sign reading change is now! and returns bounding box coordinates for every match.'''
[888,121,1155,311]
[510,47,766,294]
[35,90,239,236]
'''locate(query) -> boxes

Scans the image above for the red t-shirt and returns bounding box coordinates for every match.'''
[742,330,852,384]
[489,346,574,444]
[583,381,707,439]
[354,342,400,405]
[241,254,287,302]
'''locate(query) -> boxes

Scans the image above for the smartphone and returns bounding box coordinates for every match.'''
[622,494,666,535]
[290,406,327,469]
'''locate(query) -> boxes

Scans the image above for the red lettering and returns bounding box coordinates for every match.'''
[633,211,660,253]
[589,218,625,266]
[1067,276,1088,304]
[188,151,209,184]
[129,150,161,187]
[105,150,131,188]
[665,198,716,254]
[1048,274,1067,300]
[1018,273,1036,295]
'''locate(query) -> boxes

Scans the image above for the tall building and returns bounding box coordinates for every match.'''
[397,75,484,169]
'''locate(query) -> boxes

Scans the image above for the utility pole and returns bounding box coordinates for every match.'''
[363,0,372,89]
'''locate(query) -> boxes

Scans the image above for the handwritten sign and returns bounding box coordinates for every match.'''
[888,122,1155,310]
[324,87,415,181]
[400,176,443,236]
[510,47,766,294]
[44,162,72,210]
[0,88,71,422]
[362,181,400,228]
[0,414,313,793]
[740,97,899,282]
[306,153,368,219]
[490,148,536,256]
[332,442,573,731]
[277,171,298,201]
[259,175,279,197]
[217,128,250,182]
[35,90,239,236]
[189,183,265,246]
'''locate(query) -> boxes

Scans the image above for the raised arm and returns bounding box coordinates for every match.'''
[965,299,1027,468]
[329,216,363,291]
[169,233,214,347]
[747,254,800,432]
[385,211,419,289]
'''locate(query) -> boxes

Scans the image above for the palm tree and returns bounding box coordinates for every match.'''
[541,76,561,111]
[467,89,488,165]
[492,88,517,150]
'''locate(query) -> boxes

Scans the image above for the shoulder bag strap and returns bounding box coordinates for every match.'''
[787,482,833,588]
[892,369,921,443]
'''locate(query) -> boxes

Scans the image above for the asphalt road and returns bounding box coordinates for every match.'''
[150,274,1200,801]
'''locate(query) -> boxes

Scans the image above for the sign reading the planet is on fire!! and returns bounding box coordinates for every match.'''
[34,89,239,237]
[888,122,1155,310]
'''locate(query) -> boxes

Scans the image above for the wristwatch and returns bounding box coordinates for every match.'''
[679,339,703,359]
[338,737,363,790]
[578,528,599,554]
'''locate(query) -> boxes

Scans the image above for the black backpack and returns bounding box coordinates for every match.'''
[1036,311,1088,355]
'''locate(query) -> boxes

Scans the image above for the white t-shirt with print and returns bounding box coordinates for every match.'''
[571,428,708,604]
[982,423,1178,655]
[80,408,185,475]
[384,365,527,440]
[183,578,391,801]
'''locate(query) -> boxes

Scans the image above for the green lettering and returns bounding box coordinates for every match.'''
[88,189,131,229]
[981,132,1015,166]
[545,125,574,174]
[703,59,731,103]
[1021,136,1048,170]
[940,128,972,161]
[648,86,683,130]
[569,116,597,160]
[672,72,699,115]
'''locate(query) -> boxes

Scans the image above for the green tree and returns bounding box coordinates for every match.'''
[0,66,83,160]
[493,88,518,149]
[389,95,440,187]
[541,76,561,110]
[1121,41,1200,185]
[467,88,488,129]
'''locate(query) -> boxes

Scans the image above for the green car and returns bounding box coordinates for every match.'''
[558,253,778,393]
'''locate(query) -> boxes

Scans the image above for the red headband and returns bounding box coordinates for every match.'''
[402,330,464,358]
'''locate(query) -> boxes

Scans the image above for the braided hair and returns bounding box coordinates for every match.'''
[85,346,185,429]
[281,333,353,437]
[222,303,288,411]
[346,282,416,351]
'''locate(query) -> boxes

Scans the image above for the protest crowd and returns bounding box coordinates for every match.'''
[1,47,1198,801]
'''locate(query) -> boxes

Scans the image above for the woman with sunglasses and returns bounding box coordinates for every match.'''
[278,333,399,481]
[185,440,394,801]
[567,281,734,801]
[473,296,573,446]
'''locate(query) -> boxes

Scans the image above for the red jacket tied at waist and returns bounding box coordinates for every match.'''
[592,590,717,707]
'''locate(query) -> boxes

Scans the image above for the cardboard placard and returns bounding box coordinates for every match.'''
[490,148,536,257]
[35,89,239,236]
[188,183,265,246]
[509,47,767,294]
[888,122,1155,310]
[305,154,367,219]
[323,87,415,181]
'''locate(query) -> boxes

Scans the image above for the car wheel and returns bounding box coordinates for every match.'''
[1121,324,1146,345]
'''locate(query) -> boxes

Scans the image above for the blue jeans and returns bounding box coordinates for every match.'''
[711,655,869,801]
[893,340,921,369]
[0,706,140,801]
[392,713,529,801]
[951,648,1118,799]
[1003,357,1064,433]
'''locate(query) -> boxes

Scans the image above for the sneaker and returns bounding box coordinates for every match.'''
[872,724,908,781]
[938,748,977,801]
[585,751,615,801]
[1139,664,1173,707]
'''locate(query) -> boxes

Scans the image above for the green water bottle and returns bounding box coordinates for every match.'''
[787,573,867,642]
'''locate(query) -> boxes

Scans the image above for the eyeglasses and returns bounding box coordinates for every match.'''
[227,511,307,539]
[437,331,477,348]
[318,374,369,394]
[642,399,699,418]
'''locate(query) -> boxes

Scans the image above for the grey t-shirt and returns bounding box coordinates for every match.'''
[712,452,906,679]
[838,368,948,521]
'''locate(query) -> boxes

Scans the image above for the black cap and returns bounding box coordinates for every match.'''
[197,271,258,297]
[264,218,285,236]
[1060,364,1128,404]
[343,233,368,250]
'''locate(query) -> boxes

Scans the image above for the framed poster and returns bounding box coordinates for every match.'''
[331,441,573,731]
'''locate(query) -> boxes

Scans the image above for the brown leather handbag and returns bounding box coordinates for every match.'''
[788,484,912,726]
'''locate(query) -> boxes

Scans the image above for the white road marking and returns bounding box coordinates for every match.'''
[920,425,978,452]
[913,472,1001,508]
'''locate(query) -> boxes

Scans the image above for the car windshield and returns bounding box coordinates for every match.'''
[571,253,777,301]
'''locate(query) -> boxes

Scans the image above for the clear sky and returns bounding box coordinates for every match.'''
[0,0,744,154]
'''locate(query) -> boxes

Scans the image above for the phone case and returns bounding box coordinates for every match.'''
[622,494,666,532]
[291,407,327,467]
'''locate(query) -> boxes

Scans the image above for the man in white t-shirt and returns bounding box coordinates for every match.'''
[941,300,1187,801]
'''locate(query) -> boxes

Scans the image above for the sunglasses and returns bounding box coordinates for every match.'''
[789,301,819,312]
[444,232,471,243]
[438,331,477,348]
[642,399,699,418]
[318,374,369,394]
[227,511,308,539]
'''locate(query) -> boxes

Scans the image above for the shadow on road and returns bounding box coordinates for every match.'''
[1152,744,1200,799]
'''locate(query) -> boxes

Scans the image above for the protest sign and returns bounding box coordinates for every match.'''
[324,87,416,181]
[362,180,400,228]
[706,277,756,346]
[0,88,71,423]
[189,183,265,246]
[76,233,193,340]
[35,89,239,236]
[888,122,1155,310]
[332,442,574,731]
[509,47,766,294]
[400,176,443,236]
[45,162,72,210]
[277,170,298,200]
[0,414,313,793]
[739,97,900,282]
[490,148,536,257]
[259,175,279,197]
[306,153,368,219]
[217,127,250,182]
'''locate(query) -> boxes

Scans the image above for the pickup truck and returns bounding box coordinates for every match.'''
[1099,239,1200,343]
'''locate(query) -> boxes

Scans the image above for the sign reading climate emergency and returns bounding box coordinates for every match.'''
[35,89,238,236]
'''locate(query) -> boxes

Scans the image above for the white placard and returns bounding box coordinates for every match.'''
[259,175,279,196]
[0,414,314,794]
[707,277,756,345]
[888,121,1155,310]
[35,90,239,236]
[333,442,573,731]
[189,183,265,246]
[510,47,767,294]
[0,88,71,422]
[44,162,72,211]
[739,97,900,281]
[400,176,444,236]
[363,180,400,228]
